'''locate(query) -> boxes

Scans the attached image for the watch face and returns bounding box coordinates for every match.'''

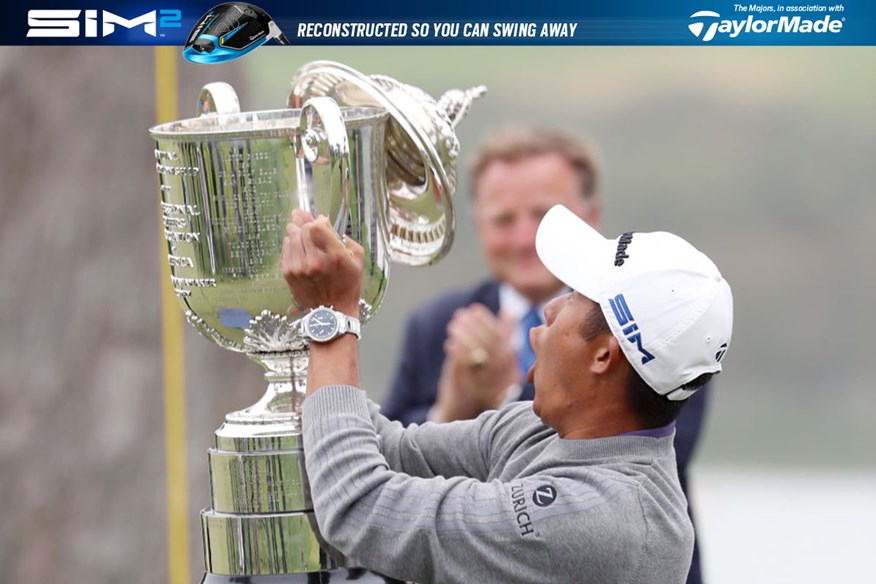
[306,308,339,341]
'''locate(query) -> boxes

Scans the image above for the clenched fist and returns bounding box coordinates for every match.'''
[281,209,363,318]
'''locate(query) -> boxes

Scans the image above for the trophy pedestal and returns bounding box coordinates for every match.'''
[201,572,332,583]
[200,570,401,583]
[200,351,340,578]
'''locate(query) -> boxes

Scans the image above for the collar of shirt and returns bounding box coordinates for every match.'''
[618,421,676,439]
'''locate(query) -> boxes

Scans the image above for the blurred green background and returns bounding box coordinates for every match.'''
[0,46,873,583]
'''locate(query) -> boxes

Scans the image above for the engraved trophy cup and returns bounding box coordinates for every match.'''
[149,61,484,583]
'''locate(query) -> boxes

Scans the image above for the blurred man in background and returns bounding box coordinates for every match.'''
[383,126,601,423]
[381,126,710,583]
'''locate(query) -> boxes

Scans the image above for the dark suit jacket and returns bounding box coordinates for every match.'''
[382,280,709,584]
[382,281,536,424]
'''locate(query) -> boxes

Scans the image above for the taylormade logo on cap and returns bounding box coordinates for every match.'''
[534,205,733,401]
[614,232,634,266]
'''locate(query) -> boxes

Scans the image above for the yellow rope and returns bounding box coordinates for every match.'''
[154,45,191,584]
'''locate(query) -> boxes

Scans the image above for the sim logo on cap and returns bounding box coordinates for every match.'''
[609,294,655,365]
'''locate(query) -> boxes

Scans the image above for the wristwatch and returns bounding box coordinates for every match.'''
[301,305,361,343]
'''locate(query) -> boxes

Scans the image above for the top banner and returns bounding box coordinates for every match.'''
[13,0,876,47]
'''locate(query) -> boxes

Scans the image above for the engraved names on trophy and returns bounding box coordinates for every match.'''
[159,196,208,298]
[157,145,204,296]
[155,148,199,176]
[185,310,243,351]
[167,255,194,268]
[198,142,290,281]
[157,141,295,305]
[171,276,217,288]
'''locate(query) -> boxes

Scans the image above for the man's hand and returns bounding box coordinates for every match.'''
[431,304,520,422]
[282,209,363,396]
[281,209,364,318]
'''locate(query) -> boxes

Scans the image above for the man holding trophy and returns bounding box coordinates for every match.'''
[282,204,733,584]
[151,60,730,583]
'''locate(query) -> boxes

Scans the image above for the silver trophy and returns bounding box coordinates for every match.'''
[148,61,484,581]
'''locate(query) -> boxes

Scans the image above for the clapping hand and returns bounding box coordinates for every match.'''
[432,304,520,422]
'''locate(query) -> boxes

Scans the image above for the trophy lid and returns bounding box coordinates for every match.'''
[289,61,485,267]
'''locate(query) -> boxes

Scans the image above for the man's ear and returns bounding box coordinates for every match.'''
[590,333,621,375]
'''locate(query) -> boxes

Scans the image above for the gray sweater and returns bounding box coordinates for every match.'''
[303,385,693,584]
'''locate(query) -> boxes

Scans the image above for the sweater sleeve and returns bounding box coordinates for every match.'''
[365,396,502,480]
[303,386,562,584]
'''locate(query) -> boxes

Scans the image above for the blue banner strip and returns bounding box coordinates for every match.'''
[11,0,876,46]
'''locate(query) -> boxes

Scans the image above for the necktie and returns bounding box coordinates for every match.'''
[517,307,542,377]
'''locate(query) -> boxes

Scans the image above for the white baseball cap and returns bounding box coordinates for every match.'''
[535,205,733,400]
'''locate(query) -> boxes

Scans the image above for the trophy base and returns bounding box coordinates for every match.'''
[202,378,340,577]
[201,568,406,583]
[201,509,337,575]
[201,572,332,583]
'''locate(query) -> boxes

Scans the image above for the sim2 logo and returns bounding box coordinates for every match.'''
[609,294,655,365]
[27,9,183,38]
[688,10,844,42]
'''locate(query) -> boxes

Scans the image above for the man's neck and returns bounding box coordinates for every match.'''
[560,417,646,440]
[554,398,644,440]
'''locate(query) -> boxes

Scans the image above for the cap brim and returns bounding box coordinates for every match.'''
[535,205,614,301]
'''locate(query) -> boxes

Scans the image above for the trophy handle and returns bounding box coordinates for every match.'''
[289,62,484,266]
[196,82,241,116]
[295,96,351,240]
